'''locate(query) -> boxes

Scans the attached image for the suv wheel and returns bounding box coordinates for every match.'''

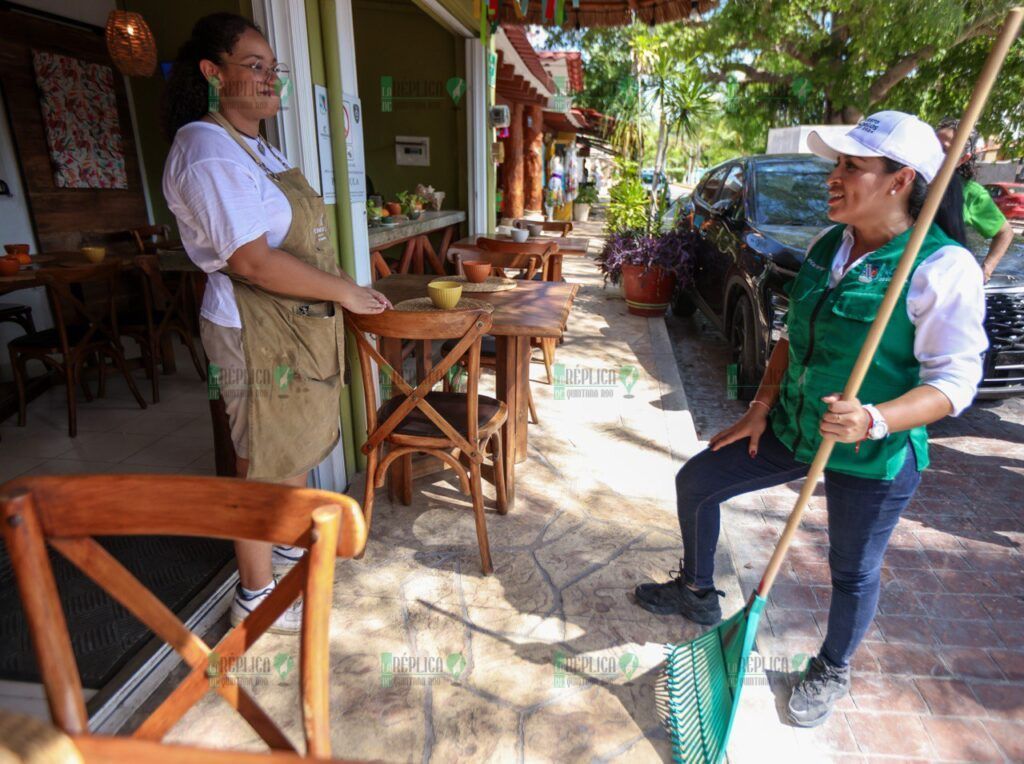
[730,296,759,401]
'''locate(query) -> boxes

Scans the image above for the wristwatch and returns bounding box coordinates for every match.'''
[862,404,888,440]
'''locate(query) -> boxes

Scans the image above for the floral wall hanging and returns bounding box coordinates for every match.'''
[31,50,128,189]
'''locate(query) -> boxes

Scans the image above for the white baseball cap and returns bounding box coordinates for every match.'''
[806,111,945,183]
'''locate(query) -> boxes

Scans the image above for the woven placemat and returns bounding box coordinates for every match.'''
[430,275,517,292]
[394,297,494,312]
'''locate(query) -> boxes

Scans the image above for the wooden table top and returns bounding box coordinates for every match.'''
[373,274,579,338]
[0,252,133,292]
[452,234,591,255]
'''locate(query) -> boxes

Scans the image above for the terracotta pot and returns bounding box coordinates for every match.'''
[621,264,676,317]
[385,202,402,216]
[4,244,29,256]
[462,261,491,283]
[0,257,20,276]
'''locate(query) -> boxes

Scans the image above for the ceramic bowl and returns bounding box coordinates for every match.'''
[509,227,529,243]
[427,281,463,309]
[526,223,543,237]
[462,261,491,283]
[0,257,20,277]
[4,244,29,256]
[80,246,106,263]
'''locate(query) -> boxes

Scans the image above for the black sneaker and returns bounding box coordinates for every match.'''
[787,655,851,727]
[633,561,725,625]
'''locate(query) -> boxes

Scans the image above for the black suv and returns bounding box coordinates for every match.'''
[675,154,1024,399]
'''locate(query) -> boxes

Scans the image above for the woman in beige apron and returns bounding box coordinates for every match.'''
[162,14,389,632]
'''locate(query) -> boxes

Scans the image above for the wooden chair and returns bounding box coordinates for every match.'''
[0,474,367,760]
[0,302,35,334]
[513,219,573,237]
[128,224,172,254]
[9,263,147,437]
[119,255,207,403]
[347,306,507,574]
[461,241,559,390]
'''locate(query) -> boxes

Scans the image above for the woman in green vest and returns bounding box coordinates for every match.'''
[634,112,987,727]
[935,117,1015,282]
[162,14,390,633]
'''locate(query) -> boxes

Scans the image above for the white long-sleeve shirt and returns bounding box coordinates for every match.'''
[783,225,987,415]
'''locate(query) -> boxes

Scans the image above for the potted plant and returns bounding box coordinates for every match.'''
[596,227,693,317]
[573,183,598,222]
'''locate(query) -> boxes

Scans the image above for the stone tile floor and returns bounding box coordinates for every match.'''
[666,308,1024,763]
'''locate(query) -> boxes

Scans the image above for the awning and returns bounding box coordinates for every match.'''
[498,0,717,28]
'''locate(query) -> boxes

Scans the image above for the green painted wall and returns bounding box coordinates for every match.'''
[352,0,465,210]
[120,0,253,230]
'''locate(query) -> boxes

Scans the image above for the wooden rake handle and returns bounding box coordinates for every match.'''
[757,7,1024,600]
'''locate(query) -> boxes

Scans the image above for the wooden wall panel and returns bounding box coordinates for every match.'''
[0,7,149,252]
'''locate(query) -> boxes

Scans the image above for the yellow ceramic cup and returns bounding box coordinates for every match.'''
[80,246,106,263]
[427,281,463,309]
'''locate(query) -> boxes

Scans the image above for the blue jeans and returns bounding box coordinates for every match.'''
[676,423,921,668]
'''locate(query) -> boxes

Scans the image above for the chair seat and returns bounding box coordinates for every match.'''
[441,335,497,358]
[9,324,91,350]
[377,391,505,440]
[118,309,168,329]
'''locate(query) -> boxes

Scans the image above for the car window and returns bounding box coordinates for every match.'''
[988,186,1003,198]
[753,159,832,227]
[697,167,729,205]
[718,165,745,207]
[1008,184,1024,195]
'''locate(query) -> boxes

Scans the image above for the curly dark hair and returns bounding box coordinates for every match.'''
[935,116,981,183]
[160,13,262,140]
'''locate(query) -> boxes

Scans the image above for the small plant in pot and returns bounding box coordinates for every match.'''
[596,227,694,317]
[573,183,598,222]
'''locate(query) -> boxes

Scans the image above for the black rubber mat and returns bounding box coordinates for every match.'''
[0,536,233,689]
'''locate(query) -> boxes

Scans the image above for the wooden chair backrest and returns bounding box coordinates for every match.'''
[35,263,121,357]
[134,254,190,327]
[475,237,558,257]
[460,249,545,281]
[346,307,493,462]
[129,225,172,254]
[0,475,367,758]
[513,219,573,236]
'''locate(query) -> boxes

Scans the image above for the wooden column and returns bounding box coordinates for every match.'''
[501,101,525,219]
[523,104,544,213]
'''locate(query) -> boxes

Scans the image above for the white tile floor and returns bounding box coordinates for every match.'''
[0,347,216,482]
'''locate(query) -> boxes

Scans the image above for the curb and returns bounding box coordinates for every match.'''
[648,314,701,462]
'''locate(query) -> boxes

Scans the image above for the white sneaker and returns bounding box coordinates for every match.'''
[271,544,306,577]
[230,581,303,634]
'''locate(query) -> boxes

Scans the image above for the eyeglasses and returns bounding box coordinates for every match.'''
[222,61,290,80]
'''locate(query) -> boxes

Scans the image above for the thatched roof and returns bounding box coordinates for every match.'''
[498,0,717,28]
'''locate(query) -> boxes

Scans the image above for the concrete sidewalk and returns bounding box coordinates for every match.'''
[161,221,740,761]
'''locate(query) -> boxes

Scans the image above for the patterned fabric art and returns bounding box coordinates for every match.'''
[32,50,128,189]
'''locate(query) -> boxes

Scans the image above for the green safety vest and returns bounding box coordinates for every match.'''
[771,223,957,480]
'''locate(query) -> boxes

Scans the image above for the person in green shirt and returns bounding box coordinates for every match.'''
[935,117,1015,282]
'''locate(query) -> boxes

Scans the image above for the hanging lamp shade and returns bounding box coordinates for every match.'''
[105,11,157,77]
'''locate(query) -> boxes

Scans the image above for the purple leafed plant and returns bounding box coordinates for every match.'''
[596,227,696,286]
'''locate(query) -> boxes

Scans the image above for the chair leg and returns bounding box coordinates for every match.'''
[468,461,493,574]
[10,348,27,427]
[356,446,379,560]
[78,353,94,402]
[177,326,207,381]
[147,335,160,404]
[527,385,539,425]
[490,433,507,515]
[64,361,78,438]
[106,344,147,410]
[398,453,413,506]
[97,351,107,398]
[541,338,555,385]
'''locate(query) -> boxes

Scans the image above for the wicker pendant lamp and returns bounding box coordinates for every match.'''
[105,10,157,77]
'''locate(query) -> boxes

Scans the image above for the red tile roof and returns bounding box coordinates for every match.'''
[538,51,584,93]
[500,25,556,93]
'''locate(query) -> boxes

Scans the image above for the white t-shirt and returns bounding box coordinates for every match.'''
[162,121,293,328]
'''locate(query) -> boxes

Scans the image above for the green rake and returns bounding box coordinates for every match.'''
[662,10,1022,762]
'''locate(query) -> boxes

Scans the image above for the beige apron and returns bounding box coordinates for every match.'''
[208,111,345,481]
